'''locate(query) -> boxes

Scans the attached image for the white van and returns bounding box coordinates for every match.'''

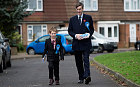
[90,31,118,53]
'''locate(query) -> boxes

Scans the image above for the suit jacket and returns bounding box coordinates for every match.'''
[42,38,64,61]
[68,14,94,51]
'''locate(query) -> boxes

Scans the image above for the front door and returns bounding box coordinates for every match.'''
[130,24,136,42]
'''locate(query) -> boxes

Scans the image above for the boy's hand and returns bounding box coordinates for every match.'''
[42,58,46,62]
[42,54,47,62]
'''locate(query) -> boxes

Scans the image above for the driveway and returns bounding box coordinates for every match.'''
[0,53,125,87]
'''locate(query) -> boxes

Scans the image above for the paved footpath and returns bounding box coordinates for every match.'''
[0,53,126,87]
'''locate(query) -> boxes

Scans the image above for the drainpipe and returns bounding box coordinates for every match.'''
[125,22,129,48]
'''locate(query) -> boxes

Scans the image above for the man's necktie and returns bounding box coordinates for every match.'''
[79,16,81,24]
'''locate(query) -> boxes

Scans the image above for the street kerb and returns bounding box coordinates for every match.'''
[93,59,140,87]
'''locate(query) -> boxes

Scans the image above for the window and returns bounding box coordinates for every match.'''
[99,27,105,36]
[98,21,119,42]
[79,0,98,11]
[26,0,43,11]
[108,27,112,37]
[114,26,118,37]
[124,0,140,11]
[27,25,47,41]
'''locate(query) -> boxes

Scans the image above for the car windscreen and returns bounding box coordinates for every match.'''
[38,36,50,42]
[65,35,73,44]
[94,32,107,39]
[38,35,61,42]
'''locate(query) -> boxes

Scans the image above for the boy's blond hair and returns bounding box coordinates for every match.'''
[49,27,58,34]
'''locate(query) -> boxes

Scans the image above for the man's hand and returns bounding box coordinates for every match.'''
[76,34,83,40]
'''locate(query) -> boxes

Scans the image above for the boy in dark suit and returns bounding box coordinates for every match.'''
[68,2,94,84]
[42,27,64,85]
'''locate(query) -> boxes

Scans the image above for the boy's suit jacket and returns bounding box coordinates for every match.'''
[42,38,64,61]
[68,14,94,51]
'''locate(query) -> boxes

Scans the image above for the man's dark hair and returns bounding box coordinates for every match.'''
[76,2,84,9]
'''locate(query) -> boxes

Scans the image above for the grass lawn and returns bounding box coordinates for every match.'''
[94,51,140,85]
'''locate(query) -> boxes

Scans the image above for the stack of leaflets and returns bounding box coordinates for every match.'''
[80,33,90,39]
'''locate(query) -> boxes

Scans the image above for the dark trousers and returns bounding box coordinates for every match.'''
[48,61,59,80]
[74,50,90,80]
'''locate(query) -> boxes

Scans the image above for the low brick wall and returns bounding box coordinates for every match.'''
[11,47,17,55]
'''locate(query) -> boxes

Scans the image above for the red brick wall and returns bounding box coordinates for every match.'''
[24,0,68,22]
[22,23,27,46]
[136,24,140,41]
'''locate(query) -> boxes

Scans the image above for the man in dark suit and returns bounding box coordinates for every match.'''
[68,2,94,84]
[42,27,64,85]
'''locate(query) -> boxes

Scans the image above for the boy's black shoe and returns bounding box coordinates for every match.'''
[55,80,60,85]
[78,80,84,84]
[85,76,91,84]
[49,79,54,85]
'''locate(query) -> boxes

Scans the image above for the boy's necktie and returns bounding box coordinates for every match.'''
[52,40,56,49]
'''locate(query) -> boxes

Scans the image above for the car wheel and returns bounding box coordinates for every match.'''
[90,48,94,53]
[97,45,104,53]
[90,51,94,54]
[136,44,140,50]
[28,48,35,55]
[0,59,3,73]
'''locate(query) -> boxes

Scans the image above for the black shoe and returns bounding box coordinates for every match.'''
[49,79,54,85]
[85,76,91,84]
[78,80,84,84]
[55,80,60,85]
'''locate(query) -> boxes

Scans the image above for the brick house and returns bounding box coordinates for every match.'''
[19,0,140,48]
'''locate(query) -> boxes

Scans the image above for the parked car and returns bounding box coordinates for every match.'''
[0,31,11,72]
[26,34,73,55]
[0,39,3,73]
[90,31,118,53]
[134,40,140,50]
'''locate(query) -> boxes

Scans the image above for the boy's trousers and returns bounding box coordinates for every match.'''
[48,61,59,80]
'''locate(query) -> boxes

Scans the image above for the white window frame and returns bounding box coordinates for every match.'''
[98,21,120,42]
[26,0,43,11]
[42,25,47,36]
[27,25,47,41]
[124,0,140,11]
[17,25,23,41]
[79,0,98,11]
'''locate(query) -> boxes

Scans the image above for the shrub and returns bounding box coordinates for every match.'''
[17,42,25,52]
